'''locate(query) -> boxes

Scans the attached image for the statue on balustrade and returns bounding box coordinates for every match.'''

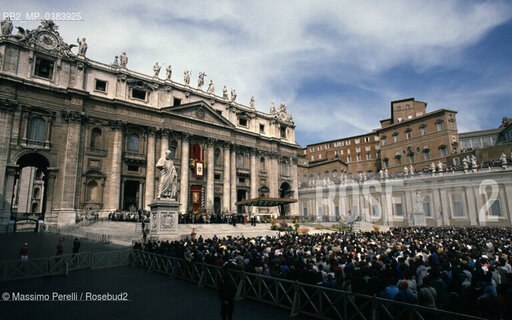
[156,150,177,200]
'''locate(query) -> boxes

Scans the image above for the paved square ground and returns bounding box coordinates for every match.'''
[0,266,310,320]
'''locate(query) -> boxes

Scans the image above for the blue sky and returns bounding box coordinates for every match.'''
[2,0,512,146]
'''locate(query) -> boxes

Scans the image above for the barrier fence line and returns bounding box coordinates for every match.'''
[0,249,487,320]
[131,250,485,320]
[0,249,131,282]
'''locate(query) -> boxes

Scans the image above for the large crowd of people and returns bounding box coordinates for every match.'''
[134,226,512,319]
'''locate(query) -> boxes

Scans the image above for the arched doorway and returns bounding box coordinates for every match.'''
[12,153,50,231]
[279,182,292,217]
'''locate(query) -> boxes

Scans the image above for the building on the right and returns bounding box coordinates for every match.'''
[377,98,459,173]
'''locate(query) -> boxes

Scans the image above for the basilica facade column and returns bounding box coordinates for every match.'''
[160,128,169,157]
[145,128,156,209]
[206,138,216,212]
[250,149,257,214]
[0,99,17,230]
[107,120,125,212]
[58,110,85,226]
[179,133,190,214]
[290,156,299,216]
[222,143,231,212]
[230,146,237,212]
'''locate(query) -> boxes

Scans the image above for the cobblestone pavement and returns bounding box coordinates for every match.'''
[0,266,310,320]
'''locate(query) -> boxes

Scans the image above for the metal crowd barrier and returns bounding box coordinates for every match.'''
[131,250,485,320]
[0,249,131,282]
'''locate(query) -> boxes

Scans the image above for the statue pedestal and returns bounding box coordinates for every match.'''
[413,212,427,226]
[149,199,180,240]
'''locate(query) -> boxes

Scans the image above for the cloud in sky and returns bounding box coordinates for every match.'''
[3,0,512,145]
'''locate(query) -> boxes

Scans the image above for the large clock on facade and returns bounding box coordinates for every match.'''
[37,32,59,50]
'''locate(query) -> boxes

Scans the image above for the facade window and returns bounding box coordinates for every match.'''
[355,139,360,144]
[453,201,464,217]
[450,121,456,130]
[304,207,308,216]
[365,146,371,151]
[364,137,370,143]
[280,127,286,138]
[28,117,46,141]
[334,151,338,157]
[317,146,322,151]
[131,88,147,101]
[127,165,139,172]
[347,149,350,154]
[423,202,431,217]
[382,138,387,145]
[339,150,343,155]
[346,140,351,145]
[395,203,403,216]
[311,155,314,161]
[318,154,322,160]
[393,135,399,143]
[94,79,107,92]
[173,97,182,106]
[356,147,361,152]
[424,150,430,160]
[366,153,371,160]
[406,131,412,139]
[280,162,288,176]
[437,122,444,131]
[238,118,248,127]
[346,156,351,163]
[259,124,265,133]
[421,127,427,135]
[409,154,414,163]
[259,157,266,171]
[237,153,244,168]
[356,154,361,161]
[376,151,380,159]
[397,106,401,111]
[383,158,389,168]
[90,128,102,149]
[127,134,140,152]
[406,104,410,109]
[440,146,447,157]
[34,57,54,79]
[490,200,502,216]
[310,147,314,152]
[214,149,221,165]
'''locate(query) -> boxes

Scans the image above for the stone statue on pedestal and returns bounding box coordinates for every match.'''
[198,72,205,89]
[500,153,508,166]
[409,164,414,176]
[77,37,88,56]
[120,52,128,68]
[166,65,172,80]
[250,96,255,108]
[231,88,237,102]
[431,162,436,173]
[403,166,409,176]
[207,80,214,94]
[153,62,161,78]
[156,150,177,200]
[184,70,190,85]
[1,18,13,36]
[270,103,276,114]
[437,161,443,173]
[222,86,228,99]
[415,191,424,213]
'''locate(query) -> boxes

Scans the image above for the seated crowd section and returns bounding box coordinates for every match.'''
[134,227,512,319]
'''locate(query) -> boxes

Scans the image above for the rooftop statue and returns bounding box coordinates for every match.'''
[77,37,87,56]
[120,52,128,68]
[1,18,13,36]
[166,65,172,80]
[222,86,228,100]
[207,80,214,94]
[153,62,161,78]
[184,70,190,85]
[231,88,237,102]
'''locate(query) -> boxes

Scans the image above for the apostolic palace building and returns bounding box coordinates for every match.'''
[0,20,300,232]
